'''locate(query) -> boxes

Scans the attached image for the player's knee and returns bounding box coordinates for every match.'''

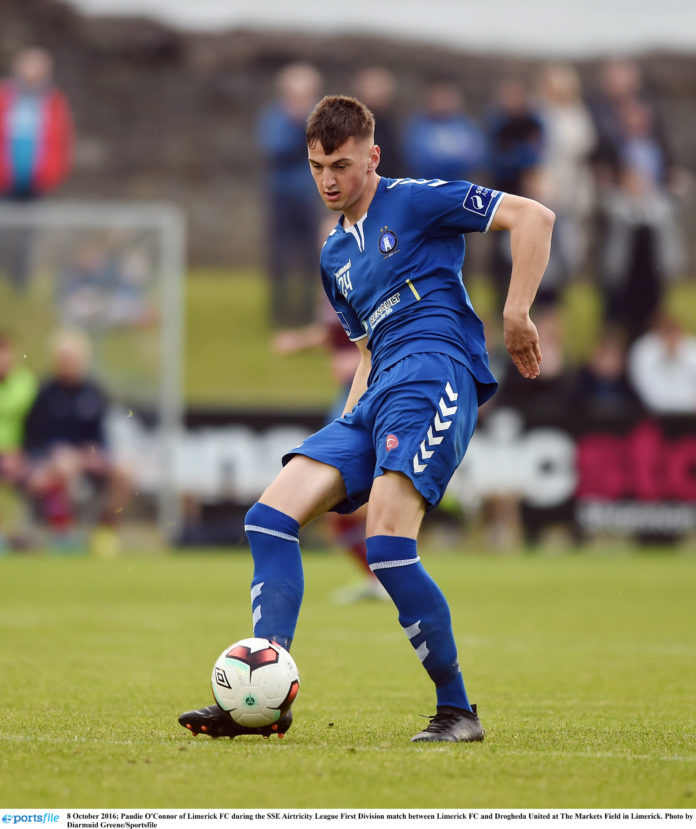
[365,535,419,569]
[244,501,276,533]
[365,540,396,570]
[366,515,402,538]
[244,502,300,545]
[244,503,258,527]
[367,474,426,538]
[367,511,420,538]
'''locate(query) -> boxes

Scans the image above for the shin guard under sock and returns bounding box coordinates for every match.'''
[366,534,472,711]
[245,502,303,652]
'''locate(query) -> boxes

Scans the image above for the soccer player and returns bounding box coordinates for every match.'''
[179,95,554,743]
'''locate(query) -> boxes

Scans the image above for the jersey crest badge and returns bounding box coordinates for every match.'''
[386,434,399,451]
[378,227,398,256]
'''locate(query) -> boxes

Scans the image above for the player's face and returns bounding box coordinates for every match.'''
[308,136,380,217]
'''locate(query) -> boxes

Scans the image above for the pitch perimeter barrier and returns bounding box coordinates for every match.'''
[110,406,696,543]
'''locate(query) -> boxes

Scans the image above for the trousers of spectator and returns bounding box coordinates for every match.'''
[0,193,36,292]
[267,194,319,328]
[604,225,662,342]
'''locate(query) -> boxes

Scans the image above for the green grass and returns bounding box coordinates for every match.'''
[1,549,694,808]
[184,269,333,409]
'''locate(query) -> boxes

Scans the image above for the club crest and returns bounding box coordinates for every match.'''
[378,227,398,255]
[386,434,399,451]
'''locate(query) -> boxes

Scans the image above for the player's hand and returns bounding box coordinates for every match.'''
[503,311,542,379]
[272,330,301,355]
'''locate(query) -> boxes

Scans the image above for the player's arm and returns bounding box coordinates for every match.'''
[272,323,329,355]
[490,193,555,379]
[342,337,371,416]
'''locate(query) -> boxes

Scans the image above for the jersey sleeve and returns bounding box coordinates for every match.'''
[320,264,366,342]
[408,179,504,238]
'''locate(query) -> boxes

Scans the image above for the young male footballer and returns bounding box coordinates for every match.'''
[180,95,554,743]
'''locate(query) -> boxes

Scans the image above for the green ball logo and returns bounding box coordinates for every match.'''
[244,695,256,707]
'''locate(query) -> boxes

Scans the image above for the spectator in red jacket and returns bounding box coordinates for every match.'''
[0,47,74,290]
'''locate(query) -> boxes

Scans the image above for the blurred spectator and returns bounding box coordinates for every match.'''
[274,299,360,423]
[487,307,575,548]
[57,241,119,329]
[0,47,74,291]
[352,66,404,179]
[257,63,323,328]
[587,59,687,340]
[587,57,676,187]
[535,63,596,303]
[485,76,544,310]
[495,306,573,422]
[0,331,37,474]
[627,311,696,414]
[57,240,156,330]
[23,330,130,554]
[105,246,158,328]
[403,79,485,181]
[0,332,37,549]
[485,76,544,196]
[598,114,684,341]
[570,325,642,419]
[617,96,668,188]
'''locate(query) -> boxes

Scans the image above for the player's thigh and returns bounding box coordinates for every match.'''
[370,354,479,513]
[366,470,427,539]
[281,415,376,515]
[259,455,347,527]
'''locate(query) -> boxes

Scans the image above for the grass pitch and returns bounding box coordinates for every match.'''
[0,548,694,809]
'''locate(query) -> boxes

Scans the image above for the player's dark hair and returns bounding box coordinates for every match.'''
[306,95,375,154]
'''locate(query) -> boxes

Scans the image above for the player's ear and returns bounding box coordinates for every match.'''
[368,144,381,172]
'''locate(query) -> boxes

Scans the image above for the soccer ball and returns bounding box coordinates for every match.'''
[211,637,300,727]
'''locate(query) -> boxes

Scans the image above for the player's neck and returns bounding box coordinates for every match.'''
[342,174,381,229]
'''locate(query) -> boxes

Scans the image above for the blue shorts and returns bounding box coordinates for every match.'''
[282,353,479,512]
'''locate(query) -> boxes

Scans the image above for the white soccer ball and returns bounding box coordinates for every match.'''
[211,637,300,727]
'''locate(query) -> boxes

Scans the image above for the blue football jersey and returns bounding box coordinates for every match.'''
[320,177,504,404]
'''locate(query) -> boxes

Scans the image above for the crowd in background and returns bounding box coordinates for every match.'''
[0,48,149,553]
[0,328,129,554]
[258,57,696,426]
[1,46,696,554]
[255,57,696,559]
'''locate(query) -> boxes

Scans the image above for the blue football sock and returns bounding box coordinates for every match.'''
[366,535,472,712]
[245,502,304,653]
